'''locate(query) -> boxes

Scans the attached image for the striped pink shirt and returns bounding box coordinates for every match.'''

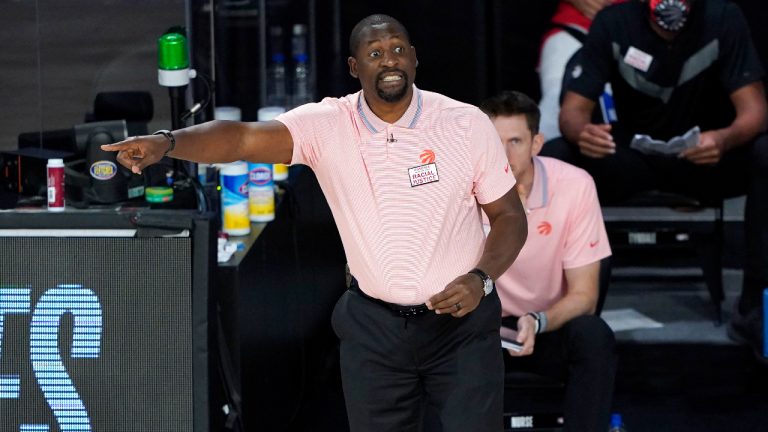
[277,86,515,305]
[484,157,611,317]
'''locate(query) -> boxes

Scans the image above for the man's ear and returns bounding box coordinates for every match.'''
[412,46,418,67]
[348,56,358,78]
[532,133,545,156]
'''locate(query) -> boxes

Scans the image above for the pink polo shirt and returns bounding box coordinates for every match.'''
[484,156,611,317]
[277,86,516,305]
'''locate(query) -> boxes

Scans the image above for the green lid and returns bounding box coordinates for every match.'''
[145,186,174,203]
[157,33,189,70]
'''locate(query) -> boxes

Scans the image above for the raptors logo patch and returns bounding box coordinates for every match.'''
[537,221,552,236]
[420,149,435,164]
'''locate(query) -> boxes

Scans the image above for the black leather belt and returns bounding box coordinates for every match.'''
[349,278,430,318]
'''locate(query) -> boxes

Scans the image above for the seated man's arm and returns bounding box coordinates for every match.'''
[511,260,600,357]
[560,91,616,158]
[509,261,600,357]
[680,81,768,165]
[544,261,600,331]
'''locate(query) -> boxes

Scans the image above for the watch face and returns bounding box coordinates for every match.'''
[469,269,493,295]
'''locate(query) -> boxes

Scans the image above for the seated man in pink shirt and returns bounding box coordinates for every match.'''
[104,14,528,432]
[480,91,616,431]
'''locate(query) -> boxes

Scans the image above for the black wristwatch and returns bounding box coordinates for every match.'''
[153,129,176,156]
[468,268,493,296]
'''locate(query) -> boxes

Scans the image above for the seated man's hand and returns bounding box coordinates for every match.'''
[508,314,537,357]
[578,123,616,158]
[678,130,726,165]
[566,0,613,19]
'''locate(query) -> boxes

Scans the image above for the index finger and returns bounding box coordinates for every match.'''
[426,288,454,310]
[101,141,135,152]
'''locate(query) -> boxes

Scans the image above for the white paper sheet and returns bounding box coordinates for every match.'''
[629,126,700,156]
[601,308,664,332]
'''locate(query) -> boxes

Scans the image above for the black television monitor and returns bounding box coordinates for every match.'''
[70,120,144,205]
[74,120,128,156]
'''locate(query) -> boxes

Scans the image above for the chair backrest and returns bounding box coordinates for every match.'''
[601,191,726,324]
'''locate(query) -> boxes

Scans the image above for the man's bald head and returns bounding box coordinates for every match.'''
[349,14,411,56]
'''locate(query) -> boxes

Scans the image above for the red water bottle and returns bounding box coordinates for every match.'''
[47,158,65,211]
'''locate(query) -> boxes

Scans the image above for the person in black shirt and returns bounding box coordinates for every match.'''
[549,0,768,357]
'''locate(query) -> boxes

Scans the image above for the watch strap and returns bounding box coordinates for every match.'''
[468,267,490,283]
[153,129,176,156]
[468,268,493,296]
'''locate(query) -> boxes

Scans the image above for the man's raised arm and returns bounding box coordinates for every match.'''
[101,120,294,174]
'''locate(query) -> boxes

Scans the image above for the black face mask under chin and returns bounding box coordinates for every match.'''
[649,0,691,32]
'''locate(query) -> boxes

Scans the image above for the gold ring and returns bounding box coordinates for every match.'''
[455,302,462,311]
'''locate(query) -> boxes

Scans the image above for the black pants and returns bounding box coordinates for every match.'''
[502,315,617,432]
[331,287,504,432]
[542,134,768,314]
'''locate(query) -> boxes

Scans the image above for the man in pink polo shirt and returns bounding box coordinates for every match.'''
[480,91,616,431]
[105,14,527,432]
